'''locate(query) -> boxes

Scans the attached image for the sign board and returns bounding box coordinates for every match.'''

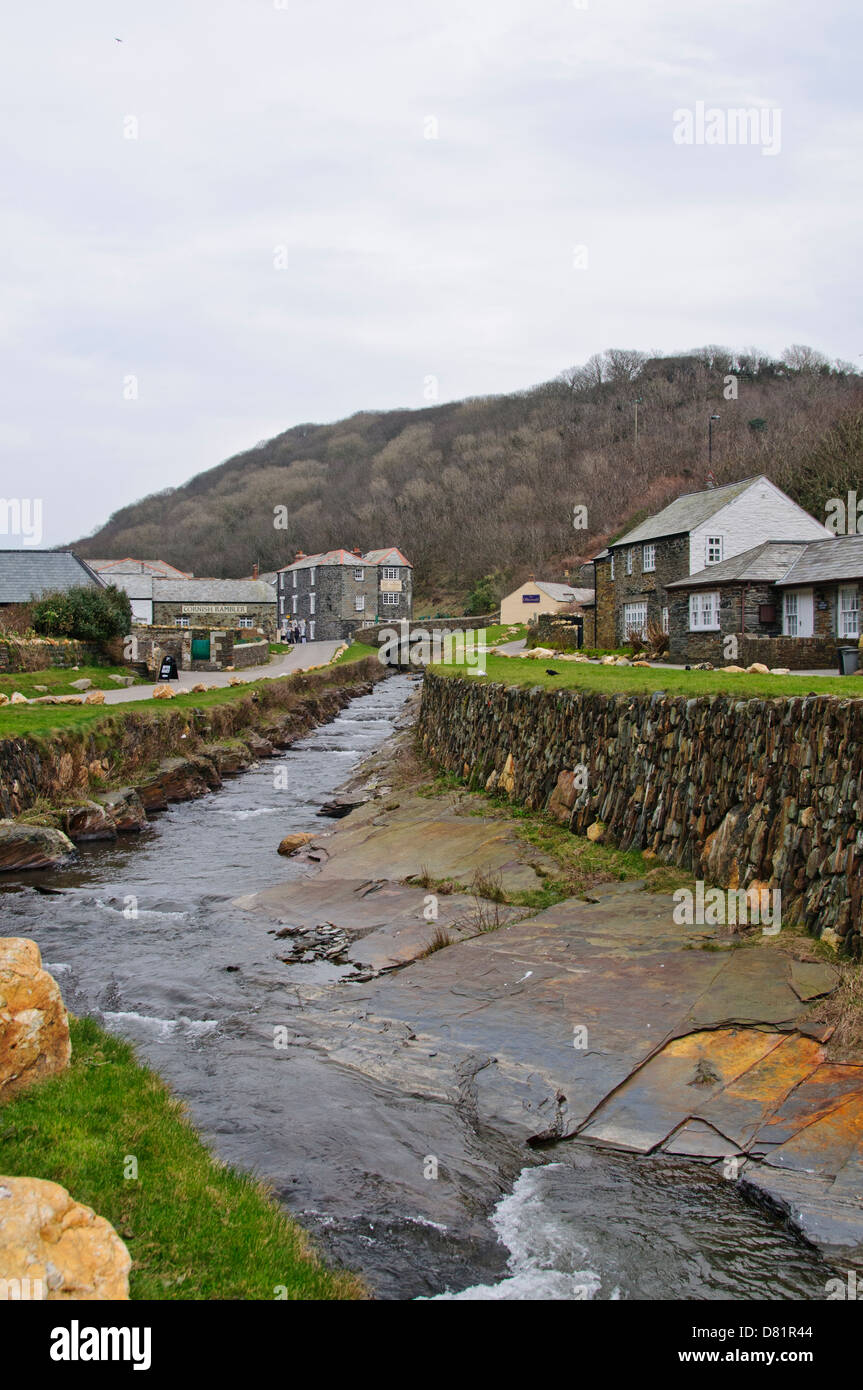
[182,604,249,614]
[522,593,541,603]
[380,579,402,593]
[158,655,179,681]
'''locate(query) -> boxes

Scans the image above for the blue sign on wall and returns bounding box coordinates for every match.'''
[522,594,541,603]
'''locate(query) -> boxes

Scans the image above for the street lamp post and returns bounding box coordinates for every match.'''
[708,414,720,470]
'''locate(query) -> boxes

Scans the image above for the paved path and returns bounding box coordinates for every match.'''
[102,640,342,704]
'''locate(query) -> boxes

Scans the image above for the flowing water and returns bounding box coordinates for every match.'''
[0,675,839,1300]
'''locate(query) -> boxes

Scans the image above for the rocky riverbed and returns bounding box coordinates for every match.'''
[2,673,859,1298]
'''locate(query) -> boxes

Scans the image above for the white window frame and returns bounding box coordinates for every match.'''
[354,568,365,581]
[174,615,191,628]
[626,548,633,575]
[382,567,400,580]
[839,586,859,639]
[237,617,254,629]
[309,592,316,614]
[309,567,315,587]
[643,544,656,573]
[783,588,813,638]
[661,605,669,634]
[623,601,647,637]
[705,536,724,566]
[354,594,365,612]
[689,590,720,631]
[291,595,297,615]
[382,591,400,605]
[292,570,297,588]
[610,553,615,580]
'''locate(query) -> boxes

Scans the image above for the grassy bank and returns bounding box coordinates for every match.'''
[0,1017,363,1300]
[0,664,146,700]
[432,652,863,700]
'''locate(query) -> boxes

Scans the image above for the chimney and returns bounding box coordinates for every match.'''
[252,562,259,579]
[352,547,362,556]
[294,550,305,561]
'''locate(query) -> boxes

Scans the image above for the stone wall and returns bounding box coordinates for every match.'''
[527,614,584,650]
[684,631,841,670]
[232,639,269,669]
[0,658,386,819]
[418,671,863,953]
[0,638,114,674]
[352,614,496,646]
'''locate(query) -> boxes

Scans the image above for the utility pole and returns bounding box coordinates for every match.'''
[633,397,643,446]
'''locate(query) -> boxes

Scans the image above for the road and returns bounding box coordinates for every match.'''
[101,640,343,704]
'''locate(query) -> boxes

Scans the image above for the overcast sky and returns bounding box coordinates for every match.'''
[1,0,860,546]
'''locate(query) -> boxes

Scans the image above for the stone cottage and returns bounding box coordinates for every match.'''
[591,476,831,650]
[667,534,863,668]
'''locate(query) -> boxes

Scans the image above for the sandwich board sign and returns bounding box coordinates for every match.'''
[158,654,179,681]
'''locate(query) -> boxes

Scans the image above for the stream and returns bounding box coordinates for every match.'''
[0,675,839,1300]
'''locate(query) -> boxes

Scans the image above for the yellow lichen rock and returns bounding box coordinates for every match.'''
[0,1176,131,1300]
[152,684,174,699]
[84,690,105,705]
[0,938,71,1102]
[499,753,515,795]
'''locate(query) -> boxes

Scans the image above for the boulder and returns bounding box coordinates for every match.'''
[200,743,252,776]
[108,674,135,687]
[723,665,745,674]
[227,676,245,686]
[154,758,211,801]
[0,1176,130,1299]
[277,832,316,856]
[191,683,207,693]
[770,668,791,676]
[61,802,117,843]
[244,732,275,759]
[0,938,71,1101]
[548,769,579,824]
[69,679,92,691]
[152,684,175,700]
[84,690,105,706]
[600,655,617,666]
[0,693,7,705]
[29,694,83,705]
[10,692,28,704]
[499,753,515,795]
[746,663,770,675]
[0,822,75,872]
[136,780,168,813]
[586,821,605,842]
[95,788,147,833]
[701,805,746,886]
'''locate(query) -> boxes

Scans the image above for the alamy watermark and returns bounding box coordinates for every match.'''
[377,623,487,675]
[673,881,781,934]
[673,102,781,157]
[0,497,43,546]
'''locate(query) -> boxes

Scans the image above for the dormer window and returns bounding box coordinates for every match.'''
[706,536,723,565]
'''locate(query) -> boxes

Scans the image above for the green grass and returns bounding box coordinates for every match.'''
[431,652,863,700]
[479,623,526,645]
[0,665,145,699]
[332,641,378,665]
[0,1017,363,1300]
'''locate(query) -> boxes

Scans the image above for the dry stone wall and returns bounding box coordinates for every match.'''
[419,671,863,953]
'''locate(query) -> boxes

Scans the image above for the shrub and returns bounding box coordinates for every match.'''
[31,584,132,642]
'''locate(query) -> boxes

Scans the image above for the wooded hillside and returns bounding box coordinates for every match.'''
[73,345,863,607]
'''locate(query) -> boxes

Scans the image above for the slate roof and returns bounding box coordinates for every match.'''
[665,541,811,589]
[534,582,593,603]
[111,574,154,601]
[88,557,192,578]
[152,578,276,603]
[613,477,761,547]
[775,535,863,587]
[0,550,105,603]
[278,547,412,572]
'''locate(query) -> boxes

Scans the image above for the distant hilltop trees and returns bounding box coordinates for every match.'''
[73,345,863,607]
